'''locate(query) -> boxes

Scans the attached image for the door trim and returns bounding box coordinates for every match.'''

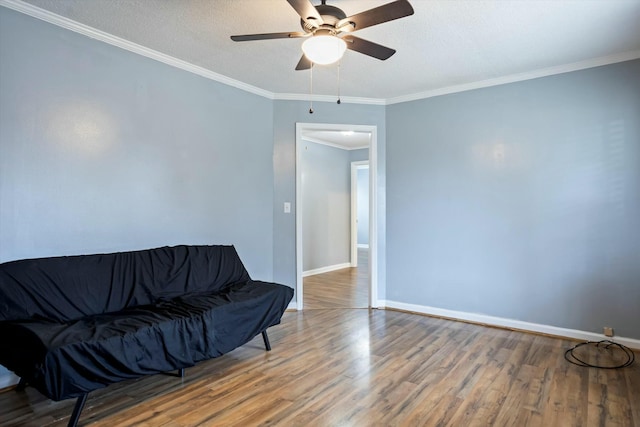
[351,161,369,268]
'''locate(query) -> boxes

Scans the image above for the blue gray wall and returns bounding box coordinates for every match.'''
[300,141,351,271]
[0,8,275,274]
[387,60,640,339]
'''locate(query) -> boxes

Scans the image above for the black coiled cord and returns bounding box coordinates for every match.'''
[564,340,635,369]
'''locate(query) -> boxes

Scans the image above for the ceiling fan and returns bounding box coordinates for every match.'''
[231,0,414,70]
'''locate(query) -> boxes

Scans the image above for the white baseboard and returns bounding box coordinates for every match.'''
[381,300,640,350]
[287,301,298,311]
[0,372,19,391]
[357,244,369,249]
[302,262,351,277]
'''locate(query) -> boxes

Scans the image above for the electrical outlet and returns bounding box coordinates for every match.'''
[603,327,614,337]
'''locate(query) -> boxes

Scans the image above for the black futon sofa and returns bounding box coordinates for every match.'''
[0,245,293,426]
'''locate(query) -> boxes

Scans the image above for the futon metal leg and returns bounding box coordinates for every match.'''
[262,330,271,351]
[68,393,88,427]
[178,368,185,378]
[16,378,28,391]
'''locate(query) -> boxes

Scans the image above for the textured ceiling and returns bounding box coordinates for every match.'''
[14,0,640,100]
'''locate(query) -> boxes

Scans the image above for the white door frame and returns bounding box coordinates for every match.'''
[295,122,379,309]
[350,161,369,267]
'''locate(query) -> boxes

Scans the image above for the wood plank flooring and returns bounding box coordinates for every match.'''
[1,308,638,426]
[304,248,369,309]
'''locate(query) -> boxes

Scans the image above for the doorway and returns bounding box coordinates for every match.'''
[351,161,369,268]
[295,123,378,310]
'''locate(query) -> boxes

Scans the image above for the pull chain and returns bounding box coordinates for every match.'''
[309,63,314,114]
[337,60,341,105]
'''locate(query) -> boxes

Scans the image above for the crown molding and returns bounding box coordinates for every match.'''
[386,49,640,105]
[0,0,275,100]
[2,0,639,106]
[273,92,386,105]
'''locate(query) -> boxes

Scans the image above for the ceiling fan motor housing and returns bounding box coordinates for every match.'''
[300,4,348,33]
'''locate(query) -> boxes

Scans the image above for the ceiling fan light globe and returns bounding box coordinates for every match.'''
[302,35,347,65]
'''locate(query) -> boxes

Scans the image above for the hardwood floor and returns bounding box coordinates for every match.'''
[1,308,638,426]
[304,248,369,309]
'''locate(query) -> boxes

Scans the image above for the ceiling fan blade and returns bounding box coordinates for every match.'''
[337,0,414,33]
[287,0,323,28]
[295,55,313,70]
[231,31,308,41]
[343,35,396,60]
